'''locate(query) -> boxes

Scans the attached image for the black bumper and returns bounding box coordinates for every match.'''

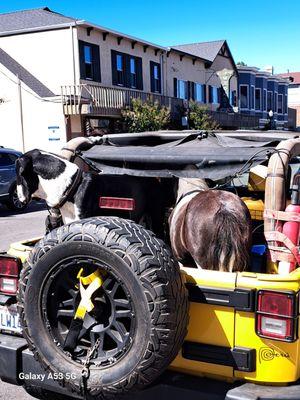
[1,333,300,400]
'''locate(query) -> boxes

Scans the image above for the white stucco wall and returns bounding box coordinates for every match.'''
[0,65,66,153]
[0,28,76,94]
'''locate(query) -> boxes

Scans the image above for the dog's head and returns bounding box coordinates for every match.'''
[16,150,40,205]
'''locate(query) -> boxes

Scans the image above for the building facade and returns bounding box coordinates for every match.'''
[0,7,238,152]
[238,66,289,128]
[277,72,300,130]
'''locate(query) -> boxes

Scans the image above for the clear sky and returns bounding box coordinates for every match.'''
[1,0,299,73]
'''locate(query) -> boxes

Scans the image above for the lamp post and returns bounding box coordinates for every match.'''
[268,109,274,130]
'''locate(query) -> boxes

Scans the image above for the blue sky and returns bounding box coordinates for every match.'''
[1,0,299,73]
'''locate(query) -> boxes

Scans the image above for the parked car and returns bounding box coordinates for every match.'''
[0,146,26,211]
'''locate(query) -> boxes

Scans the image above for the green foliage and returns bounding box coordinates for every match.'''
[188,102,219,130]
[237,61,247,66]
[121,98,170,133]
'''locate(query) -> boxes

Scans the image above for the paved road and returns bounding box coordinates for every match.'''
[0,201,47,252]
[0,201,47,400]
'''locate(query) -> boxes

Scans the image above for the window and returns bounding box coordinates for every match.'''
[267,91,273,111]
[178,80,188,100]
[79,41,101,82]
[0,153,16,167]
[285,95,288,114]
[116,54,124,86]
[112,51,143,90]
[240,85,248,109]
[255,88,261,111]
[250,85,255,109]
[209,86,218,104]
[274,92,278,113]
[263,89,267,111]
[195,83,205,102]
[84,45,92,79]
[130,57,136,88]
[150,62,161,93]
[278,94,283,114]
[230,90,237,107]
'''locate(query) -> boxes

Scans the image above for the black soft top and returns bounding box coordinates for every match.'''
[82,130,299,180]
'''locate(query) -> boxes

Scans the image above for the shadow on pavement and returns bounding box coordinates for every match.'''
[0,201,47,217]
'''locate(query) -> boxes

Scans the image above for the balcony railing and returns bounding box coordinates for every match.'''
[61,84,183,116]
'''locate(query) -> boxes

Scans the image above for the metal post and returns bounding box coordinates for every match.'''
[17,76,25,152]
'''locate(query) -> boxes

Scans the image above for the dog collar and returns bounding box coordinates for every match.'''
[53,168,83,209]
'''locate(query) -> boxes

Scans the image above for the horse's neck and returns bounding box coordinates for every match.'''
[177,178,208,201]
[36,159,79,208]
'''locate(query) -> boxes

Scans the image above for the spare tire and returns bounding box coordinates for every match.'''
[18,217,188,399]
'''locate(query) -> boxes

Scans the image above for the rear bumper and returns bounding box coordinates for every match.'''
[0,332,300,400]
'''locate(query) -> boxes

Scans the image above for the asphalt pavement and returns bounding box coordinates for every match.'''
[0,201,47,400]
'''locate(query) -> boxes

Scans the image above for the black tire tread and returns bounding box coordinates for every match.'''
[17,217,188,399]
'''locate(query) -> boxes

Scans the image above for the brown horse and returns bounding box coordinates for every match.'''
[169,178,252,272]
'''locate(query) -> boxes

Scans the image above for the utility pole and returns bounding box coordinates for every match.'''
[17,75,25,152]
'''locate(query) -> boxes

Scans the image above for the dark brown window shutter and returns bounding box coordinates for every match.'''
[157,63,161,93]
[78,40,86,80]
[190,82,195,101]
[91,44,101,82]
[173,78,177,97]
[217,87,221,103]
[124,54,131,87]
[136,57,143,90]
[111,50,118,85]
[208,85,212,103]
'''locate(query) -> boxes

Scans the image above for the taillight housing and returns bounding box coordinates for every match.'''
[99,197,135,211]
[0,256,20,295]
[256,290,298,342]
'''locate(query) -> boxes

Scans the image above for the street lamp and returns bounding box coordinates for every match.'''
[268,109,274,130]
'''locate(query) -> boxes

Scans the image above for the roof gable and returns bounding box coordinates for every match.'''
[0,47,55,97]
[171,40,225,63]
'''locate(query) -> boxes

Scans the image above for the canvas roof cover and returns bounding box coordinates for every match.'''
[82,131,300,180]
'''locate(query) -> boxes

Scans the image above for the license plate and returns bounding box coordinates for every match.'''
[0,305,22,333]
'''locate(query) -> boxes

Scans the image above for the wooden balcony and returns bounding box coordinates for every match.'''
[61,84,183,117]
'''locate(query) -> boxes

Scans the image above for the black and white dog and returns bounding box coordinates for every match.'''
[16,149,165,235]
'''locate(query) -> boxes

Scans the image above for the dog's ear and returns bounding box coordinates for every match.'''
[16,155,32,177]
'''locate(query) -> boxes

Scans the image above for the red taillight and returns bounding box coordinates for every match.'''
[0,257,19,277]
[256,290,297,342]
[0,256,20,295]
[99,197,135,211]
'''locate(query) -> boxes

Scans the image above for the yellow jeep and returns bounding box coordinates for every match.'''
[1,131,300,400]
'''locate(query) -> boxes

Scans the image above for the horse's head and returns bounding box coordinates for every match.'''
[16,149,77,207]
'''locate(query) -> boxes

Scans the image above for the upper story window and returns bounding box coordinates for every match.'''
[150,62,161,93]
[209,86,219,104]
[195,83,205,102]
[112,50,143,90]
[267,91,273,111]
[278,94,283,114]
[240,85,248,109]
[79,41,101,82]
[130,58,136,88]
[116,54,124,85]
[255,88,261,111]
[178,80,188,100]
